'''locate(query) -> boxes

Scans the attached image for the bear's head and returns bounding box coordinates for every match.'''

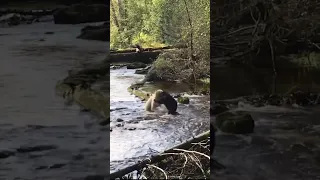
[153,89,164,103]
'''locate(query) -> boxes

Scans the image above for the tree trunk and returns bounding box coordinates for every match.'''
[110,0,120,29]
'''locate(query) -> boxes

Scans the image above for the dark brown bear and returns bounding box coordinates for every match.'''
[155,91,178,115]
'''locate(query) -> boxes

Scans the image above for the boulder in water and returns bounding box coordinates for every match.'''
[178,96,190,104]
[210,104,229,115]
[77,28,109,41]
[215,111,255,134]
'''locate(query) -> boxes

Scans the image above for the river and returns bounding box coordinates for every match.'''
[109,67,210,173]
[212,67,320,180]
[0,21,108,179]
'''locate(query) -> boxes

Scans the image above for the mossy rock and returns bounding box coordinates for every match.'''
[215,111,254,134]
[55,81,109,119]
[74,87,110,118]
[177,96,190,104]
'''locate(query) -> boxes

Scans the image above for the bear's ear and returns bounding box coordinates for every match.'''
[147,93,150,96]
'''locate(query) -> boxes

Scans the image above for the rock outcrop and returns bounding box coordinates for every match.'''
[215,111,255,134]
[77,22,109,41]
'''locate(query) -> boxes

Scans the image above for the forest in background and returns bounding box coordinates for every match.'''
[110,0,210,87]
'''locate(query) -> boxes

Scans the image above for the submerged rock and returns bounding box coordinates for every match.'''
[215,111,255,134]
[125,127,137,131]
[16,145,58,153]
[72,154,85,160]
[77,28,109,42]
[0,150,15,159]
[44,31,54,35]
[116,124,123,127]
[116,118,124,122]
[178,96,190,104]
[36,163,66,170]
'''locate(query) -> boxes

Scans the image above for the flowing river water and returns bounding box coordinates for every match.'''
[0,19,211,178]
[109,67,210,173]
[0,21,108,180]
[212,67,320,180]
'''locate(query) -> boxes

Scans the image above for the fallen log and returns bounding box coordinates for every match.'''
[110,45,186,54]
[110,130,210,179]
[110,51,161,64]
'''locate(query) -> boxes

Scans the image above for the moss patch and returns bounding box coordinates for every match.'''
[128,85,151,101]
[55,82,109,119]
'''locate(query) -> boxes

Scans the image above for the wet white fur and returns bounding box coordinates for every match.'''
[145,89,163,112]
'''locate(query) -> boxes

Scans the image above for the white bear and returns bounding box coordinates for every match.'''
[145,89,163,112]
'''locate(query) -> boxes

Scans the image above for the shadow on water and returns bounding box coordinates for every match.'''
[110,67,210,173]
[212,66,320,180]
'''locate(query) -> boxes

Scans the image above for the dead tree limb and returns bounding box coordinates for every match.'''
[110,131,210,179]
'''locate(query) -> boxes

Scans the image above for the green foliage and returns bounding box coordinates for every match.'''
[110,0,209,51]
[111,0,210,84]
[153,49,189,81]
